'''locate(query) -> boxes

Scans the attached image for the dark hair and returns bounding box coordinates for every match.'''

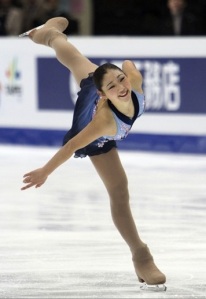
[93,63,123,91]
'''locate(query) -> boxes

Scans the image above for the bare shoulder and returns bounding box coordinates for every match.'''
[122,60,143,93]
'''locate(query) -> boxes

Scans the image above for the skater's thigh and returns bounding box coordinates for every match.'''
[55,45,97,85]
[71,56,98,86]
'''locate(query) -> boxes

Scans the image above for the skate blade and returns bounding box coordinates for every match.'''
[19,25,44,37]
[140,282,167,292]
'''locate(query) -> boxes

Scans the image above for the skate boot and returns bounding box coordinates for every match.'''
[132,245,167,292]
[19,17,68,46]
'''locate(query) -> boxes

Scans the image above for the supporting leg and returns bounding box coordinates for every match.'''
[90,148,145,254]
[90,148,166,287]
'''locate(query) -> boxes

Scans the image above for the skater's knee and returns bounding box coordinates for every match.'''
[108,180,129,205]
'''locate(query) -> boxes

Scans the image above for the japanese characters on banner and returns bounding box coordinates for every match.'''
[0,37,206,153]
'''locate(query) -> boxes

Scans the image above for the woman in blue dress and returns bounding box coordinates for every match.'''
[20,17,166,290]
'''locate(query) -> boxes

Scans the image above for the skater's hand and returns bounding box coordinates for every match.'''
[21,168,48,190]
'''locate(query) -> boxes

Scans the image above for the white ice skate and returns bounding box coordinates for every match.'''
[140,282,167,292]
[19,25,44,37]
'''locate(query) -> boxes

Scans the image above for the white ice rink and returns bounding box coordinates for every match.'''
[0,145,206,298]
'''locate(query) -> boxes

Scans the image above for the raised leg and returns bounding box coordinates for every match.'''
[26,17,98,86]
[90,148,166,286]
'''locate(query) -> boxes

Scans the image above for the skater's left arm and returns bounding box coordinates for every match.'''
[122,60,143,94]
[21,111,114,190]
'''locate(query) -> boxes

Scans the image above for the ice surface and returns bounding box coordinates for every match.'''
[0,145,206,298]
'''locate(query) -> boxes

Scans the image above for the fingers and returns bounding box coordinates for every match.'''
[23,172,32,178]
[21,181,44,190]
[23,176,31,184]
[21,182,36,191]
[21,169,46,190]
[35,183,43,188]
[21,172,37,190]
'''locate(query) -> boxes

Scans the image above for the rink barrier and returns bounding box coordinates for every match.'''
[0,127,205,154]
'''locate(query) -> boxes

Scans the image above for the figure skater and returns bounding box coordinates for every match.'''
[20,17,166,291]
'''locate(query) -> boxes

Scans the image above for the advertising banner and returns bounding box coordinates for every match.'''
[37,57,206,114]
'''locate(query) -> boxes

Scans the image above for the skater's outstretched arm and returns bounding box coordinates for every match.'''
[21,111,115,190]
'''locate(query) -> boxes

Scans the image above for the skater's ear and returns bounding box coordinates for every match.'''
[97,90,106,99]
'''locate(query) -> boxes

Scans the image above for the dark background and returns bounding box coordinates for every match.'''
[92,0,206,36]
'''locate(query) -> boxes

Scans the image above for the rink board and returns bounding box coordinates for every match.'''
[0,37,206,153]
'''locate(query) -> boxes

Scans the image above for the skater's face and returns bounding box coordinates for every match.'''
[100,69,132,103]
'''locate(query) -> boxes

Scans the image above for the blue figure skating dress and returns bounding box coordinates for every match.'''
[63,74,145,158]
